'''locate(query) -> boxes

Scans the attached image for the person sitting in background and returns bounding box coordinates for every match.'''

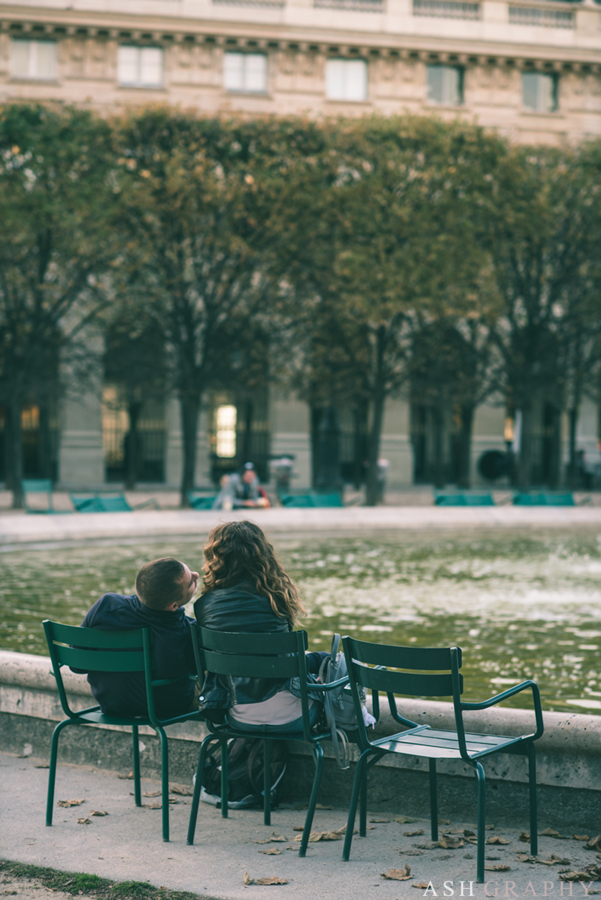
[195,520,326,731]
[80,557,199,719]
[212,462,271,510]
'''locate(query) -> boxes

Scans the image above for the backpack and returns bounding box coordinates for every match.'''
[200,737,288,809]
[318,634,364,770]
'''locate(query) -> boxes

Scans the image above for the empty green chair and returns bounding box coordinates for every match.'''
[341,636,543,883]
[70,493,159,512]
[187,625,348,857]
[434,492,495,506]
[281,493,343,508]
[188,492,218,510]
[513,492,575,506]
[43,620,202,841]
[22,479,65,514]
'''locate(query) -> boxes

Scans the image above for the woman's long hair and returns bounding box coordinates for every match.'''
[201,520,305,624]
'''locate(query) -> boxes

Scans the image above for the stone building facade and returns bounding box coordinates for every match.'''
[2,0,600,492]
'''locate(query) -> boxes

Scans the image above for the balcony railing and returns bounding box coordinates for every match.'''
[413,0,480,18]
[508,5,575,25]
[315,0,384,10]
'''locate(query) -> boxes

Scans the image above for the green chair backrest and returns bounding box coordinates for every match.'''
[342,636,463,745]
[192,625,314,740]
[22,479,53,493]
[435,493,495,507]
[70,494,132,512]
[42,620,160,725]
[96,495,132,512]
[311,493,343,508]
[188,493,217,510]
[513,492,575,506]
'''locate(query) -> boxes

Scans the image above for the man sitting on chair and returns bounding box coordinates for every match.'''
[81,557,199,719]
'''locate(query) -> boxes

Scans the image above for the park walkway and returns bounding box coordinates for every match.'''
[1,750,598,900]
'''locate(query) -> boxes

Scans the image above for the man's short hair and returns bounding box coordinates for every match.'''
[135,557,186,611]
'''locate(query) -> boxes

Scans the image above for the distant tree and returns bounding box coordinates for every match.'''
[0,105,116,507]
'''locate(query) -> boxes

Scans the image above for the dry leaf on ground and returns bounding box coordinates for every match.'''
[34,764,49,769]
[516,854,537,863]
[144,802,162,809]
[574,835,591,842]
[519,833,530,842]
[485,824,495,830]
[485,865,511,872]
[259,849,282,855]
[256,878,288,885]
[405,830,425,837]
[169,784,194,796]
[292,826,304,831]
[316,804,333,809]
[381,866,412,881]
[143,791,162,798]
[439,819,451,825]
[117,772,134,780]
[394,816,418,824]
[413,884,432,890]
[77,818,91,825]
[438,838,464,850]
[538,856,572,866]
[370,818,390,823]
[57,799,85,808]
[587,837,601,851]
[559,873,592,883]
[486,837,510,845]
[541,828,565,839]
[90,810,108,816]
[334,825,357,835]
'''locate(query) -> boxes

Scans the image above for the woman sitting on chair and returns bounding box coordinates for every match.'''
[194,520,325,732]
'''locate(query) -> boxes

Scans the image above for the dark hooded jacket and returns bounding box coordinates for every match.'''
[194,581,292,711]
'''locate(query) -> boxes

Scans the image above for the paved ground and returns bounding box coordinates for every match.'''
[2,752,600,900]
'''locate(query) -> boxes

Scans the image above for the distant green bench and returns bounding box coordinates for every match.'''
[513,492,575,506]
[434,492,495,507]
[70,493,159,512]
[281,493,343,508]
[188,492,218,510]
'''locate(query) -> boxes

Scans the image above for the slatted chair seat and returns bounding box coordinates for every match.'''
[341,636,544,884]
[43,620,202,842]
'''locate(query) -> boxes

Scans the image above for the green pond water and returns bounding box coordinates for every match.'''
[2,530,601,714]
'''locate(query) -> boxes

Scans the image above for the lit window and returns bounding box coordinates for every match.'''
[216,405,237,458]
[223,53,268,93]
[522,72,558,113]
[325,59,368,102]
[11,40,57,80]
[117,46,163,88]
[427,65,463,105]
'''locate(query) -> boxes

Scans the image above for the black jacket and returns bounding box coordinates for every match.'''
[81,593,195,719]
[194,582,292,711]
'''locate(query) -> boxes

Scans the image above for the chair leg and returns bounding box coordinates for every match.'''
[429,758,438,841]
[475,762,486,884]
[526,743,538,857]
[359,759,368,837]
[221,738,229,819]
[342,749,370,862]
[263,740,272,827]
[299,743,324,858]
[156,726,170,842]
[46,719,71,826]
[132,725,141,807]
[187,734,221,845]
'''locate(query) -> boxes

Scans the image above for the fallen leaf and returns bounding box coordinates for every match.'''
[143,791,162,798]
[57,799,85,808]
[560,873,591,883]
[243,873,254,885]
[485,824,495,830]
[541,828,565,839]
[587,836,601,851]
[438,838,464,850]
[34,764,49,769]
[517,854,537,863]
[574,835,591,842]
[117,772,134,780]
[439,819,451,825]
[414,842,437,850]
[77,818,91,825]
[400,849,423,857]
[334,825,358,835]
[259,849,282,855]
[169,784,194,796]
[255,877,288,885]
[538,856,572,867]
[292,826,304,831]
[269,834,288,842]
[463,830,475,838]
[381,866,412,881]
[413,884,432,890]
[315,804,332,809]
[395,816,418,824]
[487,837,510,845]
[144,802,162,809]
[404,830,424,837]
[485,865,511,872]
[519,832,530,842]
[90,811,108,817]
[370,818,390,823]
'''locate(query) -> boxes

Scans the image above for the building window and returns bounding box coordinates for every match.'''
[522,72,558,113]
[215,405,237,458]
[11,40,57,80]
[325,59,368,102]
[223,53,268,93]
[117,46,163,88]
[427,65,464,105]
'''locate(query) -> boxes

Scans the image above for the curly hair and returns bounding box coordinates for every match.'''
[201,520,305,624]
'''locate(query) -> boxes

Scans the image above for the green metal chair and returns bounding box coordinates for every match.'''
[340,637,544,883]
[281,493,343,508]
[70,493,159,512]
[434,492,495,506]
[513,492,575,506]
[187,625,348,856]
[43,620,202,841]
[187,492,218,510]
[22,479,68,514]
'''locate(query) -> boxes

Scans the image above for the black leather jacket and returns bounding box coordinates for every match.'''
[194,581,292,712]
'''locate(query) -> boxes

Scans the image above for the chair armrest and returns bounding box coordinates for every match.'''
[461,680,544,741]
[306,676,349,692]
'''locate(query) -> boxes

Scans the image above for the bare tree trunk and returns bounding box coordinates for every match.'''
[38,399,54,481]
[432,402,446,490]
[180,393,201,508]
[241,400,253,464]
[517,405,533,490]
[125,401,142,491]
[567,407,578,489]
[8,394,24,509]
[310,404,323,490]
[547,406,561,490]
[352,402,367,490]
[365,386,386,506]
[457,404,474,489]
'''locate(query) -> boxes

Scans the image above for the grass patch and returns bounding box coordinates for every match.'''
[0,861,217,900]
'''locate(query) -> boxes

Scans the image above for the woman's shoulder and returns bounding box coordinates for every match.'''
[194,582,291,632]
